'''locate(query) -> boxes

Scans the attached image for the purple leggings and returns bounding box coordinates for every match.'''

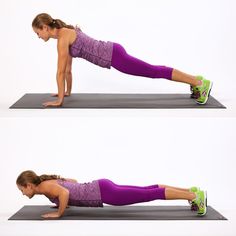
[111,43,173,80]
[98,179,166,206]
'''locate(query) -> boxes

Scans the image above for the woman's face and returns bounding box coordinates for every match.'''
[17,184,35,199]
[33,25,50,42]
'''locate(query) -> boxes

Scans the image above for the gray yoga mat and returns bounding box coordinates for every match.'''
[8,205,227,220]
[9,93,226,109]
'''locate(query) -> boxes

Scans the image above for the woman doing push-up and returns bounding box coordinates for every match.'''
[32,13,212,107]
[16,170,207,219]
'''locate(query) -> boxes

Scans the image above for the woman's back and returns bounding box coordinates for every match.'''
[45,179,103,207]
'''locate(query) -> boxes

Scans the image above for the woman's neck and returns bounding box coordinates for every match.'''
[49,28,60,39]
[34,184,42,194]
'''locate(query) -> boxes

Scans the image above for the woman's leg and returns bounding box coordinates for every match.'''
[165,188,195,200]
[112,183,191,192]
[111,43,200,87]
[98,179,165,205]
[171,69,200,86]
[158,184,190,192]
[117,184,159,190]
[98,179,195,206]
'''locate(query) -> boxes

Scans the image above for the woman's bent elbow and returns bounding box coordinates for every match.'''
[65,71,72,76]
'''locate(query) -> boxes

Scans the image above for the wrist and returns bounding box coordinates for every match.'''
[58,97,64,102]
[57,211,62,217]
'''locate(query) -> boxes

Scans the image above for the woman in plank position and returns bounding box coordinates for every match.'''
[32,13,212,107]
[16,170,207,219]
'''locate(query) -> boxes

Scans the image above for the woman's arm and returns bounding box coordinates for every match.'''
[43,33,70,107]
[41,183,69,218]
[56,37,70,103]
[65,55,73,96]
[51,56,73,97]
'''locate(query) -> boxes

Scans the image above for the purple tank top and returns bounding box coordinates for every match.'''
[48,180,103,207]
[69,28,113,69]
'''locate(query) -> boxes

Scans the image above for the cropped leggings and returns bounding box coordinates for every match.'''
[98,179,166,206]
[111,43,173,80]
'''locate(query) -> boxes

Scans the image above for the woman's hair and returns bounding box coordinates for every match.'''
[16,170,63,187]
[32,13,75,30]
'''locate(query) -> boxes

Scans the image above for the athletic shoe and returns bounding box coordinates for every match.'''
[195,190,207,215]
[189,186,200,211]
[190,186,199,193]
[190,76,203,99]
[194,76,213,104]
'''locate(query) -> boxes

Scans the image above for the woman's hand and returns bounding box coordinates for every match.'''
[41,211,61,219]
[50,205,69,209]
[51,92,71,97]
[43,99,63,107]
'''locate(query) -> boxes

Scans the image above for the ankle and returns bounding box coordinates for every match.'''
[193,76,203,86]
[197,79,203,86]
[189,192,197,201]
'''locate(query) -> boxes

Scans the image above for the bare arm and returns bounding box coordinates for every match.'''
[65,55,73,95]
[51,55,72,97]
[42,34,70,107]
[56,37,70,103]
[41,183,69,218]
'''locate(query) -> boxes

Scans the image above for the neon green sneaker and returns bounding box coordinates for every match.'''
[190,77,203,99]
[189,186,200,211]
[195,190,207,215]
[190,186,199,193]
[193,76,213,105]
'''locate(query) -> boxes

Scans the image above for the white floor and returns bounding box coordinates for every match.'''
[0,95,236,236]
[1,0,236,235]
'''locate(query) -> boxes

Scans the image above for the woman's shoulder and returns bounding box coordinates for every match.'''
[64,178,78,183]
[36,180,57,197]
[39,179,59,189]
[58,28,77,45]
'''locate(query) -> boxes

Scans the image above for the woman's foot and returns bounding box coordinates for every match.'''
[188,186,200,211]
[191,76,213,104]
[190,76,203,98]
[194,189,207,215]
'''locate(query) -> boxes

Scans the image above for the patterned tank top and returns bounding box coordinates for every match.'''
[69,28,113,69]
[48,179,103,207]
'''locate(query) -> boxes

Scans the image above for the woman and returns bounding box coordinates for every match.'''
[16,170,207,219]
[32,13,212,107]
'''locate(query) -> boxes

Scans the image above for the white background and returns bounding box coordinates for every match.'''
[0,0,236,235]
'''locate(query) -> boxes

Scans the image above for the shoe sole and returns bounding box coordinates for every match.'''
[196,81,213,105]
[197,191,207,216]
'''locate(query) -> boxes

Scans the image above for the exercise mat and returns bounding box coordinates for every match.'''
[8,205,227,220]
[10,93,226,109]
